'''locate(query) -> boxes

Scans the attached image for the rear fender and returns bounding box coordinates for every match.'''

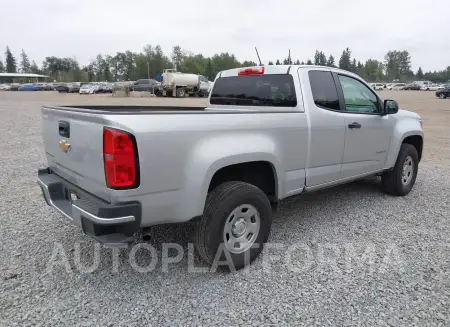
[181,133,282,217]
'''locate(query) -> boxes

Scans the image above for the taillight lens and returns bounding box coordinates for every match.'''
[103,128,139,189]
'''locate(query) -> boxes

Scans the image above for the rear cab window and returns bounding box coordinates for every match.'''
[308,70,340,111]
[210,74,297,107]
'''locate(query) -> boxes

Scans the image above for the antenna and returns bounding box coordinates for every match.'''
[255,47,262,66]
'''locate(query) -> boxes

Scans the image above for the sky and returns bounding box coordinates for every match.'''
[1,0,449,72]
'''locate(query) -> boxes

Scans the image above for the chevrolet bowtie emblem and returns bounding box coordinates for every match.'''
[59,140,71,153]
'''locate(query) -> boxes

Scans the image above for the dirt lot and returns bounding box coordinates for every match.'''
[1,90,449,326]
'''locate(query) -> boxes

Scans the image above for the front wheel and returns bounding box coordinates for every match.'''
[382,144,419,196]
[439,94,446,99]
[194,181,273,270]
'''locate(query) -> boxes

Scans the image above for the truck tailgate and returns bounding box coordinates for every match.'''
[41,107,110,202]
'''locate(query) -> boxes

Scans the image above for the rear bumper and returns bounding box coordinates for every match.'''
[37,168,141,244]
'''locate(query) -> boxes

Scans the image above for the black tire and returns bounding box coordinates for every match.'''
[382,144,419,196]
[194,181,272,271]
[439,94,446,99]
[176,87,185,98]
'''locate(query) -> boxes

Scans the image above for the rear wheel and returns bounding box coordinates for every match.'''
[176,87,186,98]
[194,181,272,270]
[382,144,419,196]
[439,93,446,99]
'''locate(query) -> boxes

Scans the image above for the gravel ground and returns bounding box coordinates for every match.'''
[0,92,449,326]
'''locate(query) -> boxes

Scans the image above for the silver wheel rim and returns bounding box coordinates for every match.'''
[440,94,445,99]
[402,156,414,186]
[223,204,260,254]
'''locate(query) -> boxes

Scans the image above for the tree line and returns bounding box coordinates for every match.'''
[1,45,449,83]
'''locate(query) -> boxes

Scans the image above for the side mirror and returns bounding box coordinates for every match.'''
[384,99,399,115]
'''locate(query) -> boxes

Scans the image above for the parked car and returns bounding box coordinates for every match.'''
[9,83,20,91]
[34,83,46,91]
[402,83,421,90]
[425,84,442,91]
[131,79,162,93]
[79,84,94,94]
[49,83,59,90]
[91,84,102,94]
[18,83,38,91]
[42,83,54,91]
[0,84,11,91]
[68,83,81,93]
[421,84,439,91]
[372,83,385,90]
[436,87,450,99]
[388,83,406,90]
[103,83,114,93]
[37,65,424,269]
[55,83,70,93]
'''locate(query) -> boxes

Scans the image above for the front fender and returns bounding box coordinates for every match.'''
[384,118,423,169]
[181,133,283,217]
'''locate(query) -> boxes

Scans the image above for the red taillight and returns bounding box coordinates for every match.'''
[238,66,265,76]
[103,128,139,189]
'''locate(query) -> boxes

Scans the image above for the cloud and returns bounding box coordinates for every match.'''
[0,0,448,71]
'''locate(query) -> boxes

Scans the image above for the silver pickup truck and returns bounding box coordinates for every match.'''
[38,65,423,269]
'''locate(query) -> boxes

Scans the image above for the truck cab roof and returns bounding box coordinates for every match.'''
[218,65,361,79]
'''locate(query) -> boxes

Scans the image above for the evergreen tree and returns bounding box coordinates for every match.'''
[30,61,40,74]
[338,47,352,71]
[268,61,274,65]
[275,59,281,65]
[351,59,357,73]
[327,55,335,67]
[314,50,320,65]
[20,49,31,73]
[204,58,214,80]
[318,51,327,66]
[306,59,313,65]
[0,59,4,72]
[417,67,424,79]
[356,61,365,77]
[5,46,17,73]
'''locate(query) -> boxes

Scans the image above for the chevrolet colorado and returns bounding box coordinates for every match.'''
[37,65,424,269]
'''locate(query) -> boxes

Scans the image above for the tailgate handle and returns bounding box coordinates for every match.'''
[59,121,70,138]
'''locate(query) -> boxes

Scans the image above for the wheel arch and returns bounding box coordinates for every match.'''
[385,130,424,169]
[402,135,423,162]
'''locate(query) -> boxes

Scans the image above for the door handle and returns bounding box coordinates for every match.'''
[59,121,70,137]
[348,122,361,129]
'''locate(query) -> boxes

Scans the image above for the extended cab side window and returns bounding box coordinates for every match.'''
[308,71,340,111]
[337,75,381,114]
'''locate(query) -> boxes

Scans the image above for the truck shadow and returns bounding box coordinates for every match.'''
[145,176,384,251]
